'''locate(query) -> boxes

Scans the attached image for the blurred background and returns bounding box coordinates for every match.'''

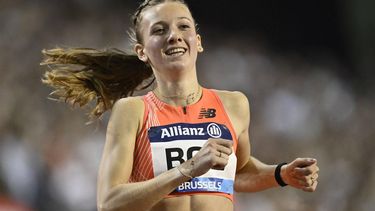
[0,0,374,210]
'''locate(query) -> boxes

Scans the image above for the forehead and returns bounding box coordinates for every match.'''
[140,2,194,27]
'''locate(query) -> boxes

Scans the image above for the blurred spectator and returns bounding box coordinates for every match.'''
[0,195,32,211]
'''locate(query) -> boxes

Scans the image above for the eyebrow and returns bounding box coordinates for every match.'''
[150,16,193,27]
[177,17,193,22]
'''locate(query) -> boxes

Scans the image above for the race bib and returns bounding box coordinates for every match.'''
[148,122,237,194]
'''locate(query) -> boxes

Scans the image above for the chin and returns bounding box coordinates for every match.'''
[164,60,191,71]
[166,64,188,73]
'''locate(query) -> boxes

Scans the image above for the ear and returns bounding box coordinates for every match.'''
[197,34,204,53]
[134,43,148,62]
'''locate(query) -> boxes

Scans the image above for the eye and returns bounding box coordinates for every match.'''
[152,27,165,34]
[179,24,191,30]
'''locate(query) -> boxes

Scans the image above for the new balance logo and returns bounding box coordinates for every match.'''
[199,108,216,119]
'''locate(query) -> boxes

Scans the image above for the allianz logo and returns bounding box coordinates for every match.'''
[160,123,222,138]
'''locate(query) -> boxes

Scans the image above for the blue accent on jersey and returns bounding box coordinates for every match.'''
[174,177,234,194]
[148,122,233,142]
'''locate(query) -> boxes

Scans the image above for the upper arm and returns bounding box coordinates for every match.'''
[97,97,144,204]
[215,90,251,172]
[231,92,251,172]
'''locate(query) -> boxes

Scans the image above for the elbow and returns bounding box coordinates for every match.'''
[98,197,133,211]
[97,193,127,211]
[234,185,241,193]
[98,191,140,211]
[97,203,107,211]
[234,181,246,193]
[98,185,123,211]
[97,201,114,211]
[234,175,256,193]
[234,173,246,193]
[98,184,149,211]
[97,202,125,211]
[234,183,255,193]
[97,192,111,211]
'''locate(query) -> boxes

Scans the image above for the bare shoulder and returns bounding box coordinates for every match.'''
[212,89,249,113]
[109,96,145,133]
[212,89,250,136]
[112,96,144,114]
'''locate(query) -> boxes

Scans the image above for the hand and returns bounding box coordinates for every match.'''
[178,138,233,178]
[281,158,319,192]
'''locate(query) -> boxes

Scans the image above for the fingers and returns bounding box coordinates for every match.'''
[215,143,232,156]
[288,173,318,192]
[208,138,233,149]
[306,174,319,190]
[188,139,234,177]
[285,158,320,192]
[295,175,314,187]
[205,138,233,156]
[290,159,319,179]
[204,139,233,170]
[302,179,318,192]
[211,157,228,170]
[291,158,317,168]
[293,166,318,178]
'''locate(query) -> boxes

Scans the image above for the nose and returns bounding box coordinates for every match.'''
[167,28,183,44]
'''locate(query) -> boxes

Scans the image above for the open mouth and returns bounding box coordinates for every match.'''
[164,47,187,57]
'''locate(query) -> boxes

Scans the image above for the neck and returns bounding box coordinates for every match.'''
[153,78,202,107]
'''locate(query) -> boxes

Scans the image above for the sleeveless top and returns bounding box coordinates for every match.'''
[129,88,238,201]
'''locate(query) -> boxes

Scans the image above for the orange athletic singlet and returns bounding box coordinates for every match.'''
[129,88,238,201]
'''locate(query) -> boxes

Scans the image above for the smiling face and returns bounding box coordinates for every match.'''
[134,2,203,76]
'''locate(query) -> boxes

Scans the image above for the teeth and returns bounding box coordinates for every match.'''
[166,48,186,55]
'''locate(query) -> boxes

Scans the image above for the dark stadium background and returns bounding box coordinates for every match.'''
[0,0,374,210]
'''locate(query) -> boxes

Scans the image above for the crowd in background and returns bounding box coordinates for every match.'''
[0,0,374,211]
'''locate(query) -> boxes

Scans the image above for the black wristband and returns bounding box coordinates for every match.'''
[275,163,288,187]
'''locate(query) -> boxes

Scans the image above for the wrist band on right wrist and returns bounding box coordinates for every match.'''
[275,162,288,187]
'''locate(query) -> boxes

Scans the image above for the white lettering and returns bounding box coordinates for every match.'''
[169,127,174,136]
[217,181,222,189]
[189,128,198,135]
[177,180,224,192]
[198,181,203,189]
[207,123,222,138]
[178,183,184,190]
[185,182,191,189]
[197,128,204,135]
[208,181,215,189]
[182,128,190,135]
[173,126,178,136]
[161,128,171,138]
[160,126,206,138]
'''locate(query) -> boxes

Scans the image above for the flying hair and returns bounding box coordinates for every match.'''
[40,0,192,122]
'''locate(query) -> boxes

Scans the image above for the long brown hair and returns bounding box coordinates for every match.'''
[41,0,190,120]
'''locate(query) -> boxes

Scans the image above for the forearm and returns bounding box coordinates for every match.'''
[234,157,280,192]
[99,167,189,211]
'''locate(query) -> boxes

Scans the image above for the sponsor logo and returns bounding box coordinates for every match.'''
[207,123,222,138]
[148,122,231,142]
[161,125,205,138]
[177,180,222,191]
[199,108,216,119]
[173,177,234,194]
